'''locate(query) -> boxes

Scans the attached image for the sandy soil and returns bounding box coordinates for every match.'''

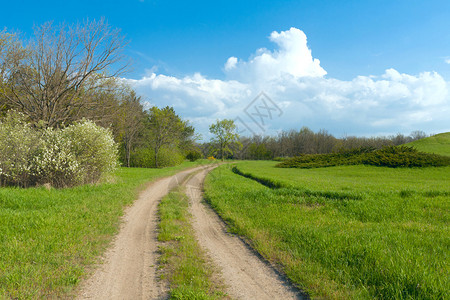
[77,167,202,300]
[185,167,304,300]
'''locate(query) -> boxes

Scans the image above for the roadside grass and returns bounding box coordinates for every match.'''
[204,162,450,299]
[0,161,207,299]
[158,187,227,299]
[406,132,450,156]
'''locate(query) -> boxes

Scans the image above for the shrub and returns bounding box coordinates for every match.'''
[0,113,118,188]
[62,120,118,183]
[131,146,185,168]
[0,112,39,187]
[277,147,372,169]
[130,148,154,168]
[362,145,450,167]
[277,146,450,169]
[186,149,203,162]
[31,127,84,187]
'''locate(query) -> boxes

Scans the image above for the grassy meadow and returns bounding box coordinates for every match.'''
[406,132,450,156]
[204,161,449,299]
[0,161,207,299]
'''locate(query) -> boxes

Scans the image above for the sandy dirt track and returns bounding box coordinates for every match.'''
[186,167,304,300]
[77,167,203,300]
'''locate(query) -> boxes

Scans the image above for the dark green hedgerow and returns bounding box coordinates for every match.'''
[277,146,450,169]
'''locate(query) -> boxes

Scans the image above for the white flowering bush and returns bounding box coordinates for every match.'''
[0,112,118,188]
[31,127,84,187]
[62,119,118,184]
[0,112,39,187]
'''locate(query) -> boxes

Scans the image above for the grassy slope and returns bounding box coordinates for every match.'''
[204,162,449,299]
[158,188,227,299]
[0,161,206,299]
[406,132,450,156]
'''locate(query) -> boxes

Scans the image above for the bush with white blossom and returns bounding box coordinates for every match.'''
[0,112,118,188]
[0,112,39,186]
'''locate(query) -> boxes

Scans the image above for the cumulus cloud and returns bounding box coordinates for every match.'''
[224,57,238,71]
[224,27,326,85]
[127,28,450,139]
[445,58,450,64]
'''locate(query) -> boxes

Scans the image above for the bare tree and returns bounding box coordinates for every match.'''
[0,19,129,127]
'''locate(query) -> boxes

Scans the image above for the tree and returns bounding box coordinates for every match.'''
[117,90,145,167]
[209,119,241,161]
[0,19,129,127]
[147,106,185,168]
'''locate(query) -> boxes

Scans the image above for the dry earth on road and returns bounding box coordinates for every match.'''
[77,165,303,300]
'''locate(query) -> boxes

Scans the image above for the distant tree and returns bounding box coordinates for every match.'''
[147,106,185,168]
[410,130,427,141]
[209,119,241,161]
[0,19,129,127]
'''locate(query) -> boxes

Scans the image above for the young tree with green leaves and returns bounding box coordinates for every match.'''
[147,106,185,168]
[209,119,241,161]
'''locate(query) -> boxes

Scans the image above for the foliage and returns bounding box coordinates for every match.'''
[186,149,203,162]
[147,106,188,168]
[205,162,450,299]
[247,143,272,160]
[277,146,450,169]
[130,146,185,168]
[362,145,450,167]
[32,127,84,188]
[61,120,119,183]
[0,112,118,188]
[277,147,373,168]
[209,119,241,161]
[0,111,39,186]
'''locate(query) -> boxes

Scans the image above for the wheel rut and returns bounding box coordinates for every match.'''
[185,167,304,300]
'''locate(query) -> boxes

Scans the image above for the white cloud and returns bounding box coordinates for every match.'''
[445,58,450,64]
[224,56,238,71]
[127,28,450,139]
[224,27,326,85]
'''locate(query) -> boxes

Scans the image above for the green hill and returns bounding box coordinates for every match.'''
[406,132,450,156]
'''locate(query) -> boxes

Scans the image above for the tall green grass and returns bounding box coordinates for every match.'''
[0,161,205,299]
[204,162,450,299]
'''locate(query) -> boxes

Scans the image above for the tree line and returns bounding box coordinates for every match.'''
[202,125,429,161]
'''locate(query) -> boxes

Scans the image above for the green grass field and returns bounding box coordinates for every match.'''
[0,161,206,299]
[406,132,450,156]
[204,161,449,299]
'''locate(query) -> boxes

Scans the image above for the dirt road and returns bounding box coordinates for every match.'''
[77,165,302,299]
[186,167,303,300]
[77,167,202,300]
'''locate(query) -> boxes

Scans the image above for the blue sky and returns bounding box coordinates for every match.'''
[3,0,450,138]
